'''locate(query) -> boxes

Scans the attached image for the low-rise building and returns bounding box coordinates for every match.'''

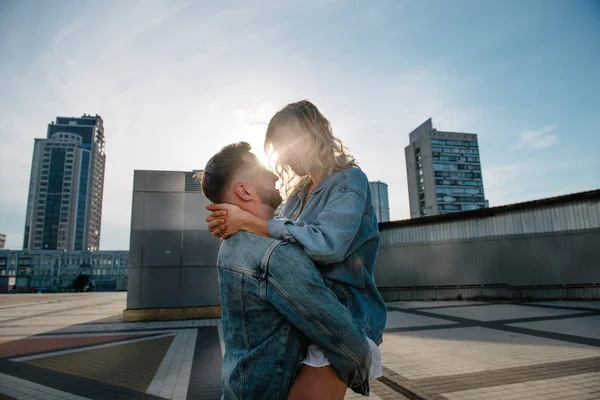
[0,249,128,291]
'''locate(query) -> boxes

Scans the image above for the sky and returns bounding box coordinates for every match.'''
[0,0,599,250]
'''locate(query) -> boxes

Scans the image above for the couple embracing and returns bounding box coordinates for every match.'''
[197,100,387,399]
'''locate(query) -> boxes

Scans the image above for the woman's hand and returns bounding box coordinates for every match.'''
[205,203,248,239]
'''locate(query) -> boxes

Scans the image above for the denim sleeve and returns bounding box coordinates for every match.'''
[267,218,294,241]
[268,189,366,264]
[265,242,371,392]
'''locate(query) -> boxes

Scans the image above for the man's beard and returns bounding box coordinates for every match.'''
[255,185,283,210]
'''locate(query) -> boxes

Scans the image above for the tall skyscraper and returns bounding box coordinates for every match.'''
[23,115,106,251]
[369,181,390,222]
[405,118,486,218]
[0,234,5,250]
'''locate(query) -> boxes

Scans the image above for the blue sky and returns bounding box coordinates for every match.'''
[0,0,599,250]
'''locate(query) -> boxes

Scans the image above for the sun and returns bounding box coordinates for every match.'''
[257,152,271,168]
[245,123,278,169]
[261,151,278,168]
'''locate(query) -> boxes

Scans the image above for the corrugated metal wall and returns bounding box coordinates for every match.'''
[375,198,600,300]
[380,200,600,245]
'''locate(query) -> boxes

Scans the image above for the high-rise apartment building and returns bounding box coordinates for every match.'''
[405,118,486,218]
[23,115,106,251]
[369,181,390,222]
[0,234,5,250]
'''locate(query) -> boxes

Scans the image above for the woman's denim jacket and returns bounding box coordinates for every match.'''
[268,167,387,345]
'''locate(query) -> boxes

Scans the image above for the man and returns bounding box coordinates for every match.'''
[197,142,370,399]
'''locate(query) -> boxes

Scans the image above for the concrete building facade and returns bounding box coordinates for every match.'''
[369,181,390,223]
[23,115,106,251]
[405,118,486,218]
[126,170,221,312]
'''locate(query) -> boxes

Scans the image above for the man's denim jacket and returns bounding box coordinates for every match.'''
[218,231,371,399]
[268,167,387,345]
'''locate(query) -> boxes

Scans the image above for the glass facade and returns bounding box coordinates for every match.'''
[75,150,90,250]
[42,148,66,249]
[47,123,95,145]
[369,181,390,222]
[23,115,105,251]
[431,138,485,215]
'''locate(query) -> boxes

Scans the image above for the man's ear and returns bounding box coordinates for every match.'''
[233,182,253,202]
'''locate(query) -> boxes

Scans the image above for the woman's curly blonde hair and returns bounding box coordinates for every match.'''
[264,100,356,198]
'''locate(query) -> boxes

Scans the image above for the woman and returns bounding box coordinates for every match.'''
[206,100,387,399]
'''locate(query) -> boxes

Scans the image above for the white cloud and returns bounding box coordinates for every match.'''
[232,109,247,119]
[513,125,558,150]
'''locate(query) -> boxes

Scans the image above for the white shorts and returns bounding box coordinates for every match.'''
[301,338,382,380]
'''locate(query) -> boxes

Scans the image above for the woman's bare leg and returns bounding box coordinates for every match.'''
[288,365,347,400]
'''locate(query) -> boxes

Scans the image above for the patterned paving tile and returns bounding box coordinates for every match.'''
[23,335,174,393]
[0,334,148,358]
[187,328,222,400]
[509,315,600,340]
[385,311,458,330]
[531,301,600,310]
[3,295,600,399]
[345,378,409,399]
[147,329,201,399]
[411,355,600,396]
[0,372,91,400]
[441,371,600,400]
[48,319,220,334]
[423,304,582,322]
[386,301,488,310]
[381,326,600,380]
